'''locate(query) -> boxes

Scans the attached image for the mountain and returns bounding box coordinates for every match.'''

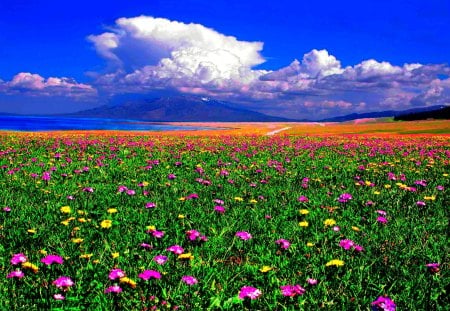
[65,96,295,122]
[318,105,447,122]
[394,106,450,121]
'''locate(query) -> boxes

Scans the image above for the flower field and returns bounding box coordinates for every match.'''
[0,131,448,310]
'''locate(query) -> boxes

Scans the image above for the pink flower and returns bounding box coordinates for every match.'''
[181,275,198,285]
[214,206,225,213]
[297,196,309,203]
[377,216,388,224]
[238,286,262,300]
[168,174,176,180]
[52,276,74,289]
[425,263,440,273]
[42,171,51,181]
[416,201,426,207]
[11,253,27,265]
[338,193,352,203]
[376,210,387,216]
[117,185,128,192]
[7,270,25,279]
[275,239,291,250]
[371,296,396,311]
[151,230,165,238]
[138,270,161,280]
[126,189,136,196]
[41,254,64,266]
[145,202,156,209]
[53,294,65,300]
[339,239,355,250]
[236,231,252,240]
[166,245,184,255]
[332,226,340,232]
[354,245,364,252]
[153,255,168,265]
[140,243,152,249]
[109,269,125,280]
[3,206,11,212]
[280,284,305,297]
[105,285,122,294]
[82,187,94,193]
[307,278,318,285]
[213,199,224,205]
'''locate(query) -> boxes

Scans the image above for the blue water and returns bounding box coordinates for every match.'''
[0,115,212,132]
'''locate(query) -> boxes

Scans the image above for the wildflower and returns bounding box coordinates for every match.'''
[53,276,74,289]
[11,253,27,265]
[151,230,165,238]
[259,266,273,273]
[234,197,243,202]
[306,242,314,247]
[436,185,444,191]
[324,219,336,226]
[168,174,176,180]
[145,202,157,209]
[214,206,225,213]
[235,231,252,240]
[354,245,364,252]
[299,209,309,215]
[60,206,71,214]
[416,201,426,207]
[181,275,198,285]
[117,185,127,193]
[111,252,119,259]
[27,229,36,234]
[371,296,396,311]
[21,262,39,273]
[333,226,340,232]
[139,270,161,280]
[109,269,125,280]
[105,285,122,294]
[178,253,194,260]
[100,220,112,229]
[280,284,305,297]
[126,189,135,196]
[107,208,118,214]
[298,196,309,203]
[53,294,65,300]
[178,214,185,219]
[79,254,93,259]
[326,259,344,267]
[377,216,388,224]
[72,238,83,244]
[352,226,360,232]
[376,210,387,216]
[299,221,309,227]
[238,286,262,300]
[424,196,435,201]
[307,278,318,285]
[41,254,64,265]
[339,239,355,250]
[140,243,152,249]
[119,277,137,288]
[3,206,11,212]
[166,245,184,255]
[213,199,224,205]
[153,255,168,265]
[82,187,94,193]
[425,263,440,273]
[275,239,291,249]
[7,270,25,279]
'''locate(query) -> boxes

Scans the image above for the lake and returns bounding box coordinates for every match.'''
[0,115,213,132]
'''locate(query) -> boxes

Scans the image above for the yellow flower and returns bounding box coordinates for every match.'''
[178,253,194,260]
[141,181,149,187]
[234,197,244,202]
[306,242,314,247]
[325,259,344,267]
[79,254,93,259]
[384,184,391,189]
[100,220,112,229]
[27,229,36,234]
[352,226,360,232]
[443,173,448,177]
[78,218,87,223]
[77,210,86,215]
[60,206,71,214]
[92,259,100,264]
[178,197,186,201]
[73,227,80,231]
[22,262,39,273]
[249,199,257,204]
[373,191,380,195]
[120,277,137,288]
[424,196,436,201]
[178,214,185,219]
[365,180,372,186]
[324,219,336,226]
[39,249,47,255]
[112,252,120,259]
[107,208,118,214]
[299,209,309,215]
[259,266,273,273]
[72,238,84,244]
[61,220,70,226]
[299,221,309,227]
[146,225,156,231]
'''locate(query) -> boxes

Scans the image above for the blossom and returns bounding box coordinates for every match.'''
[119,277,137,288]
[7,270,25,279]
[53,294,65,300]
[214,206,225,213]
[153,255,168,265]
[166,245,184,255]
[60,206,71,214]
[377,216,388,224]
[3,206,11,212]
[416,201,426,207]
[299,209,309,215]
[22,262,39,273]
[145,202,157,208]
[324,219,336,227]
[259,266,273,273]
[275,239,291,249]
[297,196,309,203]
[326,259,345,267]
[105,285,122,294]
[100,220,112,228]
[338,193,353,203]
[11,253,28,265]
[178,253,194,260]
[53,276,74,289]
[139,270,161,280]
[371,296,396,311]
[238,286,262,300]
[41,254,64,265]
[339,239,355,250]
[235,231,252,240]
[109,269,125,280]
[280,284,305,297]
[425,263,440,273]
[181,275,198,285]
[307,278,318,285]
[299,221,309,227]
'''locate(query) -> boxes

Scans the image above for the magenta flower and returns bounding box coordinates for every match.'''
[333,226,340,232]
[53,294,65,300]
[153,255,168,265]
[214,206,225,213]
[416,201,426,207]
[140,243,152,249]
[338,193,353,203]
[275,239,291,250]
[117,185,128,192]
[376,210,387,216]
[186,193,199,200]
[11,253,27,265]
[3,206,11,212]
[371,296,396,311]
[7,270,25,279]
[307,278,318,285]
[213,199,224,205]
[138,270,161,280]
[238,286,262,300]
[377,216,388,224]
[166,245,184,255]
[354,245,364,252]
[82,187,94,193]
[145,202,157,208]
[42,171,51,181]
[105,285,122,294]
[151,230,165,238]
[297,195,309,203]
[425,263,440,273]
[41,254,64,266]
[187,230,200,241]
[235,231,252,240]
[280,284,305,297]
[181,275,198,285]
[108,268,125,280]
[126,189,136,196]
[436,185,444,191]
[52,276,74,289]
[167,174,176,180]
[339,239,355,250]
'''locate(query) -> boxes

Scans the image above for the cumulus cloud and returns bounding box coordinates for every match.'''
[1,72,97,99]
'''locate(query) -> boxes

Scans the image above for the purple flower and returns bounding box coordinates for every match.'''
[53,294,65,300]
[338,193,353,203]
[140,243,152,249]
[354,245,364,252]
[7,270,25,279]
[153,255,168,265]
[280,284,305,297]
[238,286,262,300]
[105,285,122,294]
[3,206,11,212]
[376,210,387,216]
[138,270,161,280]
[42,171,51,181]
[11,253,27,265]
[166,245,184,255]
[167,174,176,180]
[186,193,199,200]
[436,185,444,191]
[297,196,309,203]
[41,254,64,266]
[371,296,396,311]
[416,201,426,207]
[145,202,157,209]
[151,230,165,238]
[377,216,388,224]
[339,239,355,250]
[109,269,125,280]
[307,278,318,285]
[82,187,94,193]
[213,199,224,205]
[275,239,291,250]
[52,276,74,289]
[126,189,136,196]
[425,263,440,273]
[214,205,225,213]
[181,275,198,285]
[235,231,252,240]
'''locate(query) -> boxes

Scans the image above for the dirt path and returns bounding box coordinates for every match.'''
[266,127,292,136]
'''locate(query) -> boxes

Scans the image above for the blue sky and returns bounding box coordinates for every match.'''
[0,0,449,118]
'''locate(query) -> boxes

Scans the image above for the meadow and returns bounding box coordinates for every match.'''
[0,123,448,310]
